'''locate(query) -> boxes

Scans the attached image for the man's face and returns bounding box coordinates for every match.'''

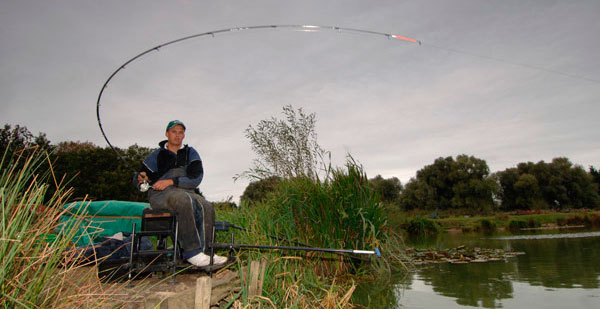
[165,125,185,146]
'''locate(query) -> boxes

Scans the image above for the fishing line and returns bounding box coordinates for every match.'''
[423,42,600,84]
[97,24,597,170]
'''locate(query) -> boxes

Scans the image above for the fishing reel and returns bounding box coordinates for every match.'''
[139,180,150,192]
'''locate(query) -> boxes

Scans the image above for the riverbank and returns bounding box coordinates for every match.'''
[386,207,600,235]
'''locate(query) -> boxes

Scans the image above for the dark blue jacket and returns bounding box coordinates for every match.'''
[139,140,204,189]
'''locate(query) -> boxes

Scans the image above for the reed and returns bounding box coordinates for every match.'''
[0,146,128,308]
[271,159,385,258]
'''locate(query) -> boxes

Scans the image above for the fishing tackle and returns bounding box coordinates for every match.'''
[212,242,381,257]
[139,180,150,192]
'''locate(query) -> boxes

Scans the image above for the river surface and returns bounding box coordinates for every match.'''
[357,228,600,308]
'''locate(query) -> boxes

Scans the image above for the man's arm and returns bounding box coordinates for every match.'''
[133,149,160,188]
[169,147,203,189]
[172,159,203,189]
[141,149,161,183]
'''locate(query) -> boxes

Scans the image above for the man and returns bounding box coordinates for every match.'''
[135,120,227,267]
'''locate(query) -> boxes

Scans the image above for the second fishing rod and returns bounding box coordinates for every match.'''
[211,221,381,260]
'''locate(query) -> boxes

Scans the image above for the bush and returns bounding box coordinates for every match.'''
[405,217,438,236]
[479,219,497,233]
[494,213,509,222]
[588,213,600,227]
[563,213,600,227]
[508,220,527,231]
[565,214,586,226]
[240,176,281,205]
[213,200,238,209]
[527,218,541,228]
[556,217,568,226]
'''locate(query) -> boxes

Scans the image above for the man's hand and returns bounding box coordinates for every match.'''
[152,179,174,191]
[137,172,149,183]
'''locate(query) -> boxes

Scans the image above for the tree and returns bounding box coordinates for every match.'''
[240,176,281,205]
[400,155,497,212]
[399,179,437,211]
[590,166,600,197]
[496,168,521,211]
[513,174,540,209]
[496,158,599,210]
[448,155,497,211]
[52,142,152,201]
[0,124,52,156]
[55,141,97,153]
[369,175,403,206]
[238,105,328,180]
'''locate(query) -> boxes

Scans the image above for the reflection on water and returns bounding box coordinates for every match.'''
[417,260,514,307]
[356,229,600,308]
[399,230,600,308]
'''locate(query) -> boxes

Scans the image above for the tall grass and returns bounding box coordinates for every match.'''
[0,146,125,308]
[217,159,407,307]
[271,159,385,258]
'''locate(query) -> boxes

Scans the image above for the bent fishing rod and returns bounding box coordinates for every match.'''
[96,24,421,169]
[97,24,599,166]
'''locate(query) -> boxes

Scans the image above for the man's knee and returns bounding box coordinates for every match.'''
[198,197,213,211]
[166,191,191,206]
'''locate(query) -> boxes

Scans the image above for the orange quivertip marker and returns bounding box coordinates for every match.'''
[392,35,421,44]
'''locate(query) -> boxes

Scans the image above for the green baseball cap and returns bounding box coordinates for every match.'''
[166,120,186,131]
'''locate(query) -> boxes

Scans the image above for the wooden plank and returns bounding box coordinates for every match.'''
[195,276,212,309]
[144,297,163,309]
[248,260,260,297]
[257,258,267,295]
[168,289,194,308]
[212,270,239,288]
[210,283,241,306]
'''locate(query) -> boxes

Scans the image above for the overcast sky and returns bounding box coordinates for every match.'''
[1,0,599,203]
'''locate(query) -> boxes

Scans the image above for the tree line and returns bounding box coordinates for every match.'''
[3,123,599,211]
[1,124,151,202]
[404,155,599,211]
[242,154,599,212]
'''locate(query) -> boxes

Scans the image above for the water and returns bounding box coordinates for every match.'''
[358,229,600,308]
